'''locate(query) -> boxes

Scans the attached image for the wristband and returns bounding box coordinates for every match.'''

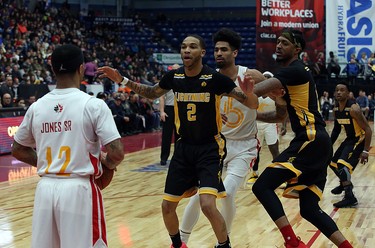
[120,76,129,86]
[362,150,369,154]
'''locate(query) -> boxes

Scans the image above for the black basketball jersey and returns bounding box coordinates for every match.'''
[159,65,236,144]
[274,60,326,135]
[333,99,365,139]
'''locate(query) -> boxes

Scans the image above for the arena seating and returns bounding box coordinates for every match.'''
[153,19,257,68]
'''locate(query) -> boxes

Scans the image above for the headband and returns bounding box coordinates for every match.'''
[281,30,305,50]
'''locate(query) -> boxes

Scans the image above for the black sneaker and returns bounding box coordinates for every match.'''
[331,184,344,195]
[160,160,167,166]
[333,196,358,208]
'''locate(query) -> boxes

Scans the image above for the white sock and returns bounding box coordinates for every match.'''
[180,193,201,243]
[221,173,243,234]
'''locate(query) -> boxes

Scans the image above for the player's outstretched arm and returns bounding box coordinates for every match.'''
[253,77,285,98]
[97,66,169,100]
[246,69,266,84]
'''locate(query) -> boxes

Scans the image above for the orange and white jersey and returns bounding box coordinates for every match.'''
[220,65,257,140]
[14,88,120,178]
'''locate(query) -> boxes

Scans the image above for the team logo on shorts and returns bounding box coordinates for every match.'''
[54,103,64,113]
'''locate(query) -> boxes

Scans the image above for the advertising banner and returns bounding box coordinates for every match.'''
[153,53,182,65]
[326,1,375,64]
[0,117,23,155]
[256,0,324,72]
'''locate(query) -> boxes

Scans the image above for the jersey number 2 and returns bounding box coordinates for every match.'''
[187,103,197,121]
[45,146,71,176]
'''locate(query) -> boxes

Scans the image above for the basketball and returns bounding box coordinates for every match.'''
[95,165,115,190]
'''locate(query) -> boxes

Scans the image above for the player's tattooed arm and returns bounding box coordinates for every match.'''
[97,66,169,99]
[126,81,170,100]
[103,139,124,170]
[257,98,288,123]
[227,87,247,101]
[226,87,258,109]
[11,141,37,167]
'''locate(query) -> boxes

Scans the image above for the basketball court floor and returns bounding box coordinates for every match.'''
[1,123,374,247]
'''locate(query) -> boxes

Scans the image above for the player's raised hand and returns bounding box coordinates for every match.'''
[97,66,123,84]
[238,74,254,95]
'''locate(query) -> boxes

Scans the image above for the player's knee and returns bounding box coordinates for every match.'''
[223,175,241,197]
[199,197,216,218]
[299,206,313,221]
[161,200,177,215]
[252,180,263,198]
[299,204,318,222]
[299,199,319,222]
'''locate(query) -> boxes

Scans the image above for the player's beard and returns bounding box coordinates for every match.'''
[184,56,201,69]
[276,57,287,63]
[216,61,226,68]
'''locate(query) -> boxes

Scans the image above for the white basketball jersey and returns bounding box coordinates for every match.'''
[257,96,276,113]
[257,96,277,129]
[15,88,120,177]
[164,90,175,106]
[220,66,257,140]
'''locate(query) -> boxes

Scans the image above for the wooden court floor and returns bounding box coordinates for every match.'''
[0,122,374,248]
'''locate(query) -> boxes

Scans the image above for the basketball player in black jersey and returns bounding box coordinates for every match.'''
[241,29,353,248]
[97,34,258,248]
[330,83,372,208]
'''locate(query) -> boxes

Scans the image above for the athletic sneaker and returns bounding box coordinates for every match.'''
[170,242,188,248]
[285,237,308,248]
[331,184,344,195]
[247,171,258,184]
[333,196,358,208]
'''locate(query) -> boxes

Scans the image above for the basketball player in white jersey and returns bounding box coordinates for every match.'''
[247,71,281,184]
[12,44,124,248]
[180,28,264,246]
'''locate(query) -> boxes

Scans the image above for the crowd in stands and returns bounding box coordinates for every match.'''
[99,90,161,137]
[303,50,375,84]
[0,1,166,131]
[319,88,375,122]
[1,1,375,130]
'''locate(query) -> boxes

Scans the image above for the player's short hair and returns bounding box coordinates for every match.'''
[212,28,242,51]
[51,44,84,75]
[186,34,206,50]
[337,81,350,92]
[280,29,306,50]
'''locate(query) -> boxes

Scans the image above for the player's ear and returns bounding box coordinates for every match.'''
[201,49,206,58]
[79,64,85,75]
[296,47,302,56]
